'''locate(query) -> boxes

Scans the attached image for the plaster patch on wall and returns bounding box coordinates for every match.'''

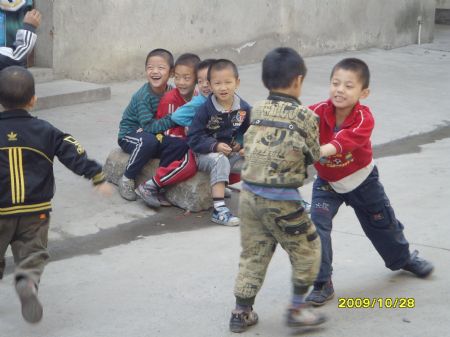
[233,41,256,54]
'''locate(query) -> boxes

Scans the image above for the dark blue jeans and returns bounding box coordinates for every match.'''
[311,166,410,283]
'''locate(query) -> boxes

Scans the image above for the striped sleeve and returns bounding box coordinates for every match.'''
[0,23,37,67]
[138,92,176,134]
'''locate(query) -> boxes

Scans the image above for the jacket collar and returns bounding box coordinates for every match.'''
[0,109,33,120]
[268,92,301,105]
[323,99,362,129]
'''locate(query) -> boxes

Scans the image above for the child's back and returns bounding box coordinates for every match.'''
[0,66,110,324]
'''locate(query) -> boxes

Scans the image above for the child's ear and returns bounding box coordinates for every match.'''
[360,88,370,99]
[169,68,174,78]
[25,95,37,110]
[235,77,240,88]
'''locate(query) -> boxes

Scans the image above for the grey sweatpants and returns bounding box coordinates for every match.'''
[195,152,243,186]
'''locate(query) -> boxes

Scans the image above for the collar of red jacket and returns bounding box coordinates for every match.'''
[322,99,364,129]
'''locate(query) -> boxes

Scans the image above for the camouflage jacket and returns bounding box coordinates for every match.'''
[242,93,320,188]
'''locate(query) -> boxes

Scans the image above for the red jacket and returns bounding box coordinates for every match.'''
[309,99,374,182]
[156,88,187,138]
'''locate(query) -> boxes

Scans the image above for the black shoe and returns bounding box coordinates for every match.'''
[229,308,258,333]
[402,250,434,278]
[306,280,335,306]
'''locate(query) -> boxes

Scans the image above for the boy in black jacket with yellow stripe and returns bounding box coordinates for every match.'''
[0,66,112,324]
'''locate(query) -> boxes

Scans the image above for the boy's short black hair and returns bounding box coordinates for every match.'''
[0,66,35,109]
[262,47,307,90]
[145,48,174,68]
[331,58,370,89]
[207,59,239,81]
[175,53,201,71]
[196,58,216,73]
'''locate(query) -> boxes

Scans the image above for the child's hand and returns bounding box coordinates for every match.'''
[232,143,241,152]
[216,142,232,156]
[94,182,114,197]
[23,9,42,29]
[239,148,245,156]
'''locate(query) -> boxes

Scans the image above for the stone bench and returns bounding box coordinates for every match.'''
[103,148,242,212]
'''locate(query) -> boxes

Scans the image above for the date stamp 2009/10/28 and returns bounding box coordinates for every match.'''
[338,297,415,309]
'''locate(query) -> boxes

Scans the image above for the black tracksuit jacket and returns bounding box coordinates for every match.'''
[0,109,105,217]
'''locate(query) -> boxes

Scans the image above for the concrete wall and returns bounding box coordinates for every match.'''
[35,0,436,83]
[436,0,450,24]
[436,0,450,9]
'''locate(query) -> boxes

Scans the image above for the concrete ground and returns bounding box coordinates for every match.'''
[1,25,450,337]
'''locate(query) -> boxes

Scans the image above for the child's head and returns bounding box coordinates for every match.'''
[207,59,240,108]
[145,48,174,94]
[0,66,36,110]
[262,47,307,98]
[173,53,200,101]
[329,58,370,111]
[196,59,215,97]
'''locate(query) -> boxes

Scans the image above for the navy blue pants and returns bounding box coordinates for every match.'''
[311,166,410,283]
[118,131,189,179]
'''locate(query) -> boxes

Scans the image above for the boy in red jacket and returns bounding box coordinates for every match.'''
[306,58,434,306]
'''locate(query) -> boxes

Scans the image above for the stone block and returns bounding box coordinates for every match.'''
[103,148,213,212]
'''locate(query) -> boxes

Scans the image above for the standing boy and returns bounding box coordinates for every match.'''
[188,59,250,226]
[229,48,326,333]
[0,66,112,323]
[306,58,434,306]
[117,49,196,208]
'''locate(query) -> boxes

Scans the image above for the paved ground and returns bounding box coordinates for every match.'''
[1,25,449,337]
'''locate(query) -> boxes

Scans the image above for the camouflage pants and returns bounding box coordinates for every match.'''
[234,189,321,305]
[0,213,50,286]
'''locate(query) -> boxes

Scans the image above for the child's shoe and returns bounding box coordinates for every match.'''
[135,184,160,208]
[306,280,334,306]
[229,308,259,333]
[157,192,172,207]
[211,206,240,226]
[402,250,434,278]
[118,177,137,201]
[15,278,43,324]
[286,304,327,327]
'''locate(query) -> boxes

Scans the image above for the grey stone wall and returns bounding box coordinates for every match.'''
[35,0,436,82]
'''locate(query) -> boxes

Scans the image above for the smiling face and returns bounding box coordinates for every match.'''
[145,55,172,94]
[329,68,370,115]
[173,64,196,101]
[197,67,211,97]
[209,67,240,109]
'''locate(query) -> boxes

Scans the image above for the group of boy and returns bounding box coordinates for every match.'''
[117,49,249,226]
[116,46,434,333]
[0,38,434,333]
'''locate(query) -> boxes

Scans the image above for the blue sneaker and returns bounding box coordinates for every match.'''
[306,280,335,306]
[211,206,240,226]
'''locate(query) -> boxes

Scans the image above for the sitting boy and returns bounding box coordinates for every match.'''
[306,58,434,306]
[0,66,112,323]
[170,58,215,127]
[117,49,196,207]
[188,59,251,226]
[135,53,201,205]
[229,48,326,333]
